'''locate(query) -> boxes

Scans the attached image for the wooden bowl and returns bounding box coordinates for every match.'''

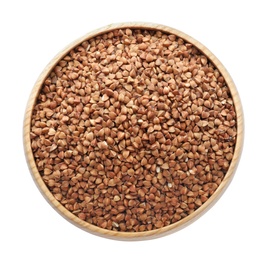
[23,22,244,240]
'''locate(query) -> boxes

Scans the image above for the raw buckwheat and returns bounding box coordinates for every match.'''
[30,28,237,232]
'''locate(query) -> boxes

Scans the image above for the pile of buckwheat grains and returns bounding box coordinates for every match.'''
[30,28,237,232]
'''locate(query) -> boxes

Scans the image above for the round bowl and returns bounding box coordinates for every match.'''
[24,22,244,240]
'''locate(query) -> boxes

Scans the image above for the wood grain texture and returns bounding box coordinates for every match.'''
[23,22,244,240]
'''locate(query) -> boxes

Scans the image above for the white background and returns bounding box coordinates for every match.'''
[1,0,265,259]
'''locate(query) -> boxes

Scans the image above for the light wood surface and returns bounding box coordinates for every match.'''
[23,22,244,240]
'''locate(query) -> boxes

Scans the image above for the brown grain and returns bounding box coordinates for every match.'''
[30,28,237,232]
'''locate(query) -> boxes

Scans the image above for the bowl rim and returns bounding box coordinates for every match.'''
[23,22,244,241]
